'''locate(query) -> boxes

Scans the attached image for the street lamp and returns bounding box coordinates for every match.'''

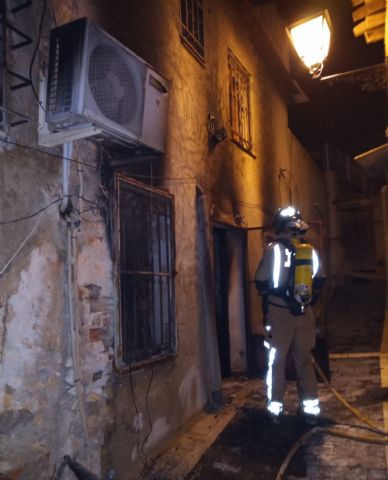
[287,10,332,79]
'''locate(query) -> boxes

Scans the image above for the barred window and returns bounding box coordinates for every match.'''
[116,175,176,366]
[228,50,252,153]
[180,0,205,63]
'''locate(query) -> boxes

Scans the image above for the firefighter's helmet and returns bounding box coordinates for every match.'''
[272,206,309,235]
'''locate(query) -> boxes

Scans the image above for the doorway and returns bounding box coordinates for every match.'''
[213,226,248,378]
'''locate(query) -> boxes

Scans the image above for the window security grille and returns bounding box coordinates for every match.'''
[228,50,252,153]
[117,176,176,365]
[180,0,204,63]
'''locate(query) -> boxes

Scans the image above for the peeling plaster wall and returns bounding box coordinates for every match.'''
[0,4,67,478]
[0,0,328,479]
[0,243,63,476]
[0,3,115,477]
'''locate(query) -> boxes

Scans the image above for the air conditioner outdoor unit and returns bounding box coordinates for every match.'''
[45,18,169,153]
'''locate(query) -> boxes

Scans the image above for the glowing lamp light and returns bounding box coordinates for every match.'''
[287,10,332,78]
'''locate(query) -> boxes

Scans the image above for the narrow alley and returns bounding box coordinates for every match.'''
[142,276,387,480]
[0,1,387,479]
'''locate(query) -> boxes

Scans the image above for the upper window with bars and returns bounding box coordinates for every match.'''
[116,175,176,367]
[180,0,205,64]
[228,50,253,154]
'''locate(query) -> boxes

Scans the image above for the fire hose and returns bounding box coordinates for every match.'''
[275,357,388,480]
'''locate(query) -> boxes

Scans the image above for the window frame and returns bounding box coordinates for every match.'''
[179,0,205,65]
[228,49,254,155]
[115,174,177,370]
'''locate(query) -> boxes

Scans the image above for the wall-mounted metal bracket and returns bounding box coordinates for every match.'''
[6,20,32,49]
[0,0,34,129]
[320,63,387,92]
[0,104,30,126]
[7,69,31,90]
[10,118,27,126]
[10,0,32,14]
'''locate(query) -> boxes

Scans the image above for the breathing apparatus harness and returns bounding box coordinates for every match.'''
[268,237,316,315]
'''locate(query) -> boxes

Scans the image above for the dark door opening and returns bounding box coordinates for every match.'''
[213,226,249,378]
[213,228,231,378]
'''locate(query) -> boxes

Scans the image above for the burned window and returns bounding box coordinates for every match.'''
[180,0,205,63]
[228,50,252,153]
[117,175,176,366]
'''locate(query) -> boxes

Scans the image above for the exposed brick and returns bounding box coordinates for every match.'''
[88,327,106,342]
[0,469,22,480]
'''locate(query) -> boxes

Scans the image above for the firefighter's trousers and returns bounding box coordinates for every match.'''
[266,303,317,404]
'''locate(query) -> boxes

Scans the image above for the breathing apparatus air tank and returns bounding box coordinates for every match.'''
[292,240,314,309]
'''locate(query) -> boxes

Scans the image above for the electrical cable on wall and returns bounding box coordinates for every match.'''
[140,366,154,465]
[61,141,92,468]
[125,287,149,467]
[128,366,149,468]
[0,210,44,276]
[139,160,156,466]
[68,216,92,465]
[125,165,156,470]
[0,194,102,282]
[0,194,101,225]
[0,137,98,169]
[0,196,62,224]
[118,191,148,468]
[0,136,273,217]
[115,172,271,214]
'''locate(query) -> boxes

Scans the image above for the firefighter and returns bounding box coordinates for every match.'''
[255,206,325,423]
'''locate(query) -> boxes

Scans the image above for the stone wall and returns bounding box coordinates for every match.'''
[0,1,328,479]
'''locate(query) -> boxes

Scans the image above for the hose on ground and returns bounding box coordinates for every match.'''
[312,357,388,436]
[275,426,388,480]
[275,356,388,479]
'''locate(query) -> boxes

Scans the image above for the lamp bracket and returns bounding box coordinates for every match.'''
[320,62,387,92]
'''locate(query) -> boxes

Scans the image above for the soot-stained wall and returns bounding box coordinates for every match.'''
[0,1,328,479]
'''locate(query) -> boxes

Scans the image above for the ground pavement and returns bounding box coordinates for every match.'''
[141,276,387,480]
[183,356,387,480]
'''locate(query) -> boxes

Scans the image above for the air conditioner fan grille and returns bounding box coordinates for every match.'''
[88,44,144,130]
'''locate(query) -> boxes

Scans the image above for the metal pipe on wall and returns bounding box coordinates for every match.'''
[62,141,92,466]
